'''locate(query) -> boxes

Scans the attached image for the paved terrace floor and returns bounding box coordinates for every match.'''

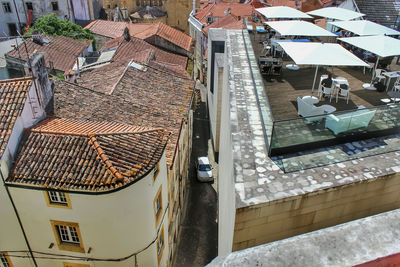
[250,33,400,121]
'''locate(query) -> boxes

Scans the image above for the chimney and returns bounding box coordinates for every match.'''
[123,27,131,41]
[32,32,44,45]
[24,53,53,110]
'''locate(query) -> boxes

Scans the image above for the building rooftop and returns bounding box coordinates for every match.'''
[87,20,193,52]
[6,36,91,72]
[7,118,168,192]
[0,77,32,159]
[111,37,188,68]
[207,208,400,266]
[203,14,245,35]
[53,63,194,164]
[134,22,193,52]
[84,20,154,38]
[195,2,258,24]
[216,29,400,209]
[354,0,398,29]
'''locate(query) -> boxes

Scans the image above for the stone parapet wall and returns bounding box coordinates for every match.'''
[233,173,400,251]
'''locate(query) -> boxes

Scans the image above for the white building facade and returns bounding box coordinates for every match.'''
[0,0,75,37]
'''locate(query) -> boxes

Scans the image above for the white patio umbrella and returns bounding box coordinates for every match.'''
[265,20,336,36]
[256,6,312,20]
[307,7,365,21]
[338,35,400,89]
[329,20,400,36]
[277,42,369,94]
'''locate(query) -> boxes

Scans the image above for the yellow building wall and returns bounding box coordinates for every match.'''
[233,173,400,251]
[102,0,192,33]
[164,0,191,33]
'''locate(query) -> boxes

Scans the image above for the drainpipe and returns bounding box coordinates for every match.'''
[0,169,38,267]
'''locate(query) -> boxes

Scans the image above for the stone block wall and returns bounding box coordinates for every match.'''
[233,173,400,251]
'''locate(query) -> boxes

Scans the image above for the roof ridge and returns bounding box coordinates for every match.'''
[88,135,125,183]
[0,76,33,83]
[108,61,131,94]
[32,118,163,136]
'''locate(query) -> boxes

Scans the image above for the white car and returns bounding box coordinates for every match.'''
[196,156,213,182]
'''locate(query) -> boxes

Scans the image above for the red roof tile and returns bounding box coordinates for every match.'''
[84,20,154,38]
[0,77,32,159]
[53,64,194,164]
[8,118,169,192]
[86,20,192,52]
[6,36,91,72]
[195,2,257,24]
[112,37,188,68]
[265,0,297,8]
[134,22,193,52]
[203,14,245,35]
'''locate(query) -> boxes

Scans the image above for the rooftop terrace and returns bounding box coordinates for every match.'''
[215,29,400,208]
[251,34,400,120]
[247,33,400,158]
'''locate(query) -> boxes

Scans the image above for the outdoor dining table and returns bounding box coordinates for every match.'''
[383,71,400,91]
[317,76,350,103]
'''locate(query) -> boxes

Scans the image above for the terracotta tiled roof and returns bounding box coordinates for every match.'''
[134,22,193,52]
[0,77,32,159]
[301,0,323,12]
[76,54,188,94]
[195,2,257,24]
[84,20,154,38]
[85,19,193,51]
[203,14,245,35]
[8,118,169,192]
[99,35,125,51]
[77,59,131,94]
[53,66,194,164]
[265,0,297,8]
[112,37,188,68]
[354,0,398,28]
[6,36,91,72]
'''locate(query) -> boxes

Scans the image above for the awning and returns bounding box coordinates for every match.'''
[329,20,400,36]
[277,42,368,93]
[338,35,400,57]
[256,6,312,19]
[307,7,365,21]
[277,42,369,66]
[265,20,336,37]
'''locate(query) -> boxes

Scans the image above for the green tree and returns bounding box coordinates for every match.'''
[25,14,96,49]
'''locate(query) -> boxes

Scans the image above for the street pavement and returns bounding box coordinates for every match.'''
[172,98,218,267]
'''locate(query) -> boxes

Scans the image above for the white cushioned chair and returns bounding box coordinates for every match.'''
[297,97,326,122]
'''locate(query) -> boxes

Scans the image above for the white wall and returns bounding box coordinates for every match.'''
[9,153,169,267]
[217,42,236,257]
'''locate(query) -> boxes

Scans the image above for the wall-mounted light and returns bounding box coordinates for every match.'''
[48,243,54,249]
[87,247,92,254]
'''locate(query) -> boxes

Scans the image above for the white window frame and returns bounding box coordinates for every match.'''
[56,225,80,244]
[48,191,68,205]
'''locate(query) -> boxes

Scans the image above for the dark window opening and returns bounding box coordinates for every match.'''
[2,2,12,13]
[7,23,18,36]
[51,1,59,11]
[210,41,225,94]
[26,2,33,10]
